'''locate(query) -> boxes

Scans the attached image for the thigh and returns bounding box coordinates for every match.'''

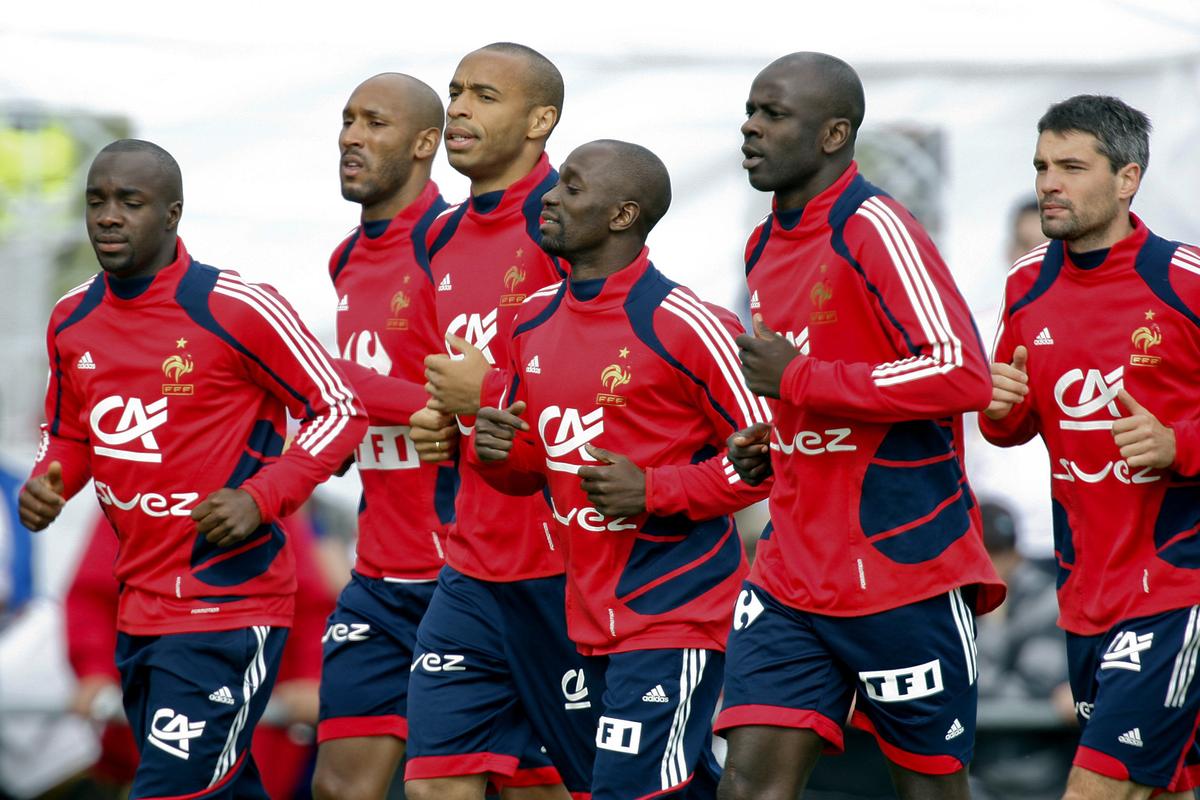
[715,582,856,752]
[500,574,603,795]
[831,588,977,776]
[1072,605,1200,792]
[404,569,539,784]
[117,627,286,799]
[317,573,436,743]
[591,649,724,800]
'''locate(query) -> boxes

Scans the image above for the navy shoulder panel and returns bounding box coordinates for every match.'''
[329,230,362,284]
[826,176,919,357]
[745,219,772,276]
[513,282,568,340]
[1136,234,1200,331]
[54,276,107,336]
[412,196,451,284]
[1008,244,1064,319]
[177,262,311,414]
[427,203,469,263]
[624,264,737,429]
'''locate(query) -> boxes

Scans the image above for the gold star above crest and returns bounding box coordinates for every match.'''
[176,337,188,349]
[403,274,411,284]
[516,248,524,258]
[1145,309,1156,320]
[618,347,630,359]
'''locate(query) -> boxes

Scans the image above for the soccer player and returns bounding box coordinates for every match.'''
[715,53,1005,800]
[473,139,772,799]
[981,95,1200,800]
[402,43,594,800]
[311,74,455,800]
[18,139,365,799]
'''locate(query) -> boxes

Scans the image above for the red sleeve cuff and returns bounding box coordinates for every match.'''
[239,483,274,524]
[780,356,808,405]
[1171,419,1200,477]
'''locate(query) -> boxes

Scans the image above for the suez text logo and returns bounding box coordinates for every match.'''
[446,309,499,363]
[538,405,637,533]
[147,708,205,760]
[94,481,199,517]
[857,659,945,703]
[89,395,168,463]
[1051,365,1160,485]
[322,622,371,644]
[770,427,855,457]
[410,651,466,673]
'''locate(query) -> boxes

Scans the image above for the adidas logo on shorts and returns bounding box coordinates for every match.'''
[208,686,235,705]
[642,685,670,703]
[1033,327,1054,346]
[1118,728,1144,747]
[944,718,965,740]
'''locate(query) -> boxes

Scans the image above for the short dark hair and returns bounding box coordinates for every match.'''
[96,139,183,202]
[1037,95,1151,174]
[479,42,564,118]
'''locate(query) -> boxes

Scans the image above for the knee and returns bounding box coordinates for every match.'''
[311,770,378,800]
[718,765,793,800]
[406,780,475,800]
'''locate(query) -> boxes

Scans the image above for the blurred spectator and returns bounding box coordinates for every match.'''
[64,511,336,799]
[0,462,34,622]
[965,196,1053,558]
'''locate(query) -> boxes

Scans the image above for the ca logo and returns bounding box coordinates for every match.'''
[733,588,766,631]
[90,395,168,463]
[539,406,605,462]
[561,668,591,710]
[343,331,393,376]
[1054,367,1123,430]
[147,708,205,760]
[447,310,499,363]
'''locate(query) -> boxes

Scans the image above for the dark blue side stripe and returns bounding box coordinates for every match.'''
[1136,235,1200,331]
[828,178,920,357]
[624,265,737,430]
[427,204,469,263]
[1008,243,1064,318]
[513,282,568,339]
[329,230,362,283]
[176,261,313,416]
[745,219,772,276]
[412,195,451,284]
[50,277,107,434]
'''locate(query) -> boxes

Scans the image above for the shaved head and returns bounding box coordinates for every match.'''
[764,52,865,140]
[476,42,564,120]
[587,139,672,234]
[95,139,182,203]
[354,72,445,134]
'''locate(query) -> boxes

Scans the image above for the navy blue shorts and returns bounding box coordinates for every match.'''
[317,571,436,743]
[1067,604,1200,790]
[404,566,598,793]
[116,626,287,799]
[716,582,979,774]
[588,648,722,800]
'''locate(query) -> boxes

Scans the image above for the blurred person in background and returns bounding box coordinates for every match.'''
[19,138,365,799]
[311,72,456,800]
[982,94,1200,800]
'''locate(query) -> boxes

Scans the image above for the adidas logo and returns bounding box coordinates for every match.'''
[1118,728,1144,747]
[336,295,348,312]
[944,718,965,741]
[642,685,669,703]
[208,686,235,705]
[750,290,760,310]
[76,351,96,370]
[438,274,452,292]
[525,355,541,374]
[1033,327,1054,346]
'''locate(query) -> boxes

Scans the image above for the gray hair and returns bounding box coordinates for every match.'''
[1037,95,1151,174]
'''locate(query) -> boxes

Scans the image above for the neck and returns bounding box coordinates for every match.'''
[361,172,430,223]
[1066,210,1134,253]
[469,146,543,196]
[569,239,644,282]
[773,155,851,212]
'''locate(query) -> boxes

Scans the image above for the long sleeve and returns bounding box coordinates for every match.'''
[645,290,773,519]
[465,364,547,496]
[334,358,428,426]
[978,311,1040,447]
[64,517,120,681]
[780,199,992,423]
[1169,418,1200,477]
[34,322,92,498]
[211,277,367,522]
